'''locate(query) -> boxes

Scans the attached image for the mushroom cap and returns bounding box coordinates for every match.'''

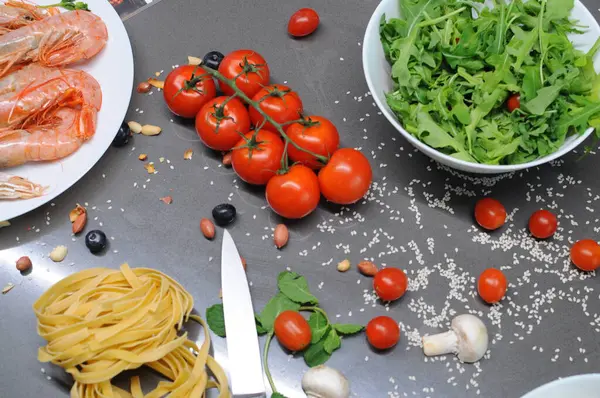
[302,365,350,398]
[451,314,488,363]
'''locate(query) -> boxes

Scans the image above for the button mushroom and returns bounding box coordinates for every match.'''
[302,365,350,398]
[421,314,488,363]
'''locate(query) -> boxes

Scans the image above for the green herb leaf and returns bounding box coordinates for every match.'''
[255,314,268,335]
[333,323,364,335]
[303,339,331,367]
[259,293,301,331]
[205,304,226,338]
[524,85,562,115]
[323,329,341,355]
[308,311,330,343]
[271,393,288,398]
[277,271,318,305]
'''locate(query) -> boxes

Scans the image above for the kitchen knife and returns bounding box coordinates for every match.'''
[221,229,266,397]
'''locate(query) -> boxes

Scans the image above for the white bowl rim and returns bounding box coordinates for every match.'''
[520,373,600,397]
[362,0,600,173]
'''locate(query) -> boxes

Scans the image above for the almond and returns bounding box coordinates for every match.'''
[357,260,378,276]
[274,224,289,249]
[188,56,202,65]
[138,153,148,161]
[222,152,232,166]
[147,78,164,89]
[200,218,215,239]
[69,204,86,222]
[128,121,142,134]
[137,81,151,93]
[16,256,32,272]
[141,124,162,136]
[49,245,68,262]
[184,148,193,160]
[72,212,87,234]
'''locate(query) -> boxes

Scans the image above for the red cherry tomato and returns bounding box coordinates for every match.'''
[528,209,558,239]
[195,97,250,151]
[274,310,312,352]
[318,148,372,205]
[287,116,340,169]
[288,8,320,37]
[570,240,600,272]
[507,94,520,112]
[218,49,270,98]
[366,316,400,350]
[373,268,408,302]
[477,268,507,304]
[231,129,285,185]
[163,65,216,118]
[474,198,506,231]
[266,165,320,219]
[249,84,303,133]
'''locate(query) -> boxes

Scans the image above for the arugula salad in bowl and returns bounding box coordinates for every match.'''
[363,0,600,173]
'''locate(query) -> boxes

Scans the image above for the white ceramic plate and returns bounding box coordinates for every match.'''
[0,0,134,220]
[363,0,600,174]
[521,374,600,398]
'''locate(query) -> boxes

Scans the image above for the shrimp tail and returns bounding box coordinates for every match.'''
[0,172,46,200]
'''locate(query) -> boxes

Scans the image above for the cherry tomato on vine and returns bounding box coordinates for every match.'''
[249,84,303,133]
[506,94,521,112]
[274,310,312,352]
[474,198,506,231]
[195,97,250,151]
[366,316,400,350]
[318,148,372,205]
[287,116,340,169]
[218,49,270,98]
[477,268,507,304]
[163,65,216,118]
[570,240,600,272]
[231,129,285,185]
[266,165,320,219]
[288,8,320,37]
[373,268,408,302]
[528,209,558,239]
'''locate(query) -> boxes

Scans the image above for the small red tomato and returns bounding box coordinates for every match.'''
[287,116,340,169]
[570,240,600,272]
[318,148,372,205]
[366,316,400,350]
[477,268,507,304]
[528,209,558,239]
[163,65,217,118]
[474,198,506,231]
[231,129,285,185]
[373,268,408,302]
[266,165,320,219]
[195,97,251,151]
[218,49,270,98]
[274,310,312,352]
[507,94,520,112]
[249,84,303,133]
[288,8,320,37]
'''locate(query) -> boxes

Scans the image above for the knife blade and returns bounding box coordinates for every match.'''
[221,229,266,396]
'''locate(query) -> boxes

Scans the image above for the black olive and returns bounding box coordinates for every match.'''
[212,203,236,226]
[85,230,107,254]
[112,122,131,147]
[203,51,225,70]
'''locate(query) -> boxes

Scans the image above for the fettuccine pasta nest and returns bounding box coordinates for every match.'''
[33,263,231,398]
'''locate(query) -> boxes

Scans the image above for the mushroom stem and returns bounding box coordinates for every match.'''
[302,365,350,398]
[422,330,459,357]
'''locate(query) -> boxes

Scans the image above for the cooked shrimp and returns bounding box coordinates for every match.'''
[0,171,45,199]
[0,65,101,128]
[0,1,58,35]
[0,10,107,77]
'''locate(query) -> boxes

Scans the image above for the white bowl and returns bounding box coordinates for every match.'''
[362,0,600,174]
[521,374,600,398]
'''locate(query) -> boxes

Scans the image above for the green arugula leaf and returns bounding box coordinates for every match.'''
[205,304,226,338]
[333,323,364,335]
[524,85,562,115]
[307,311,330,343]
[277,272,318,305]
[323,329,341,355]
[259,293,301,331]
[303,339,331,367]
